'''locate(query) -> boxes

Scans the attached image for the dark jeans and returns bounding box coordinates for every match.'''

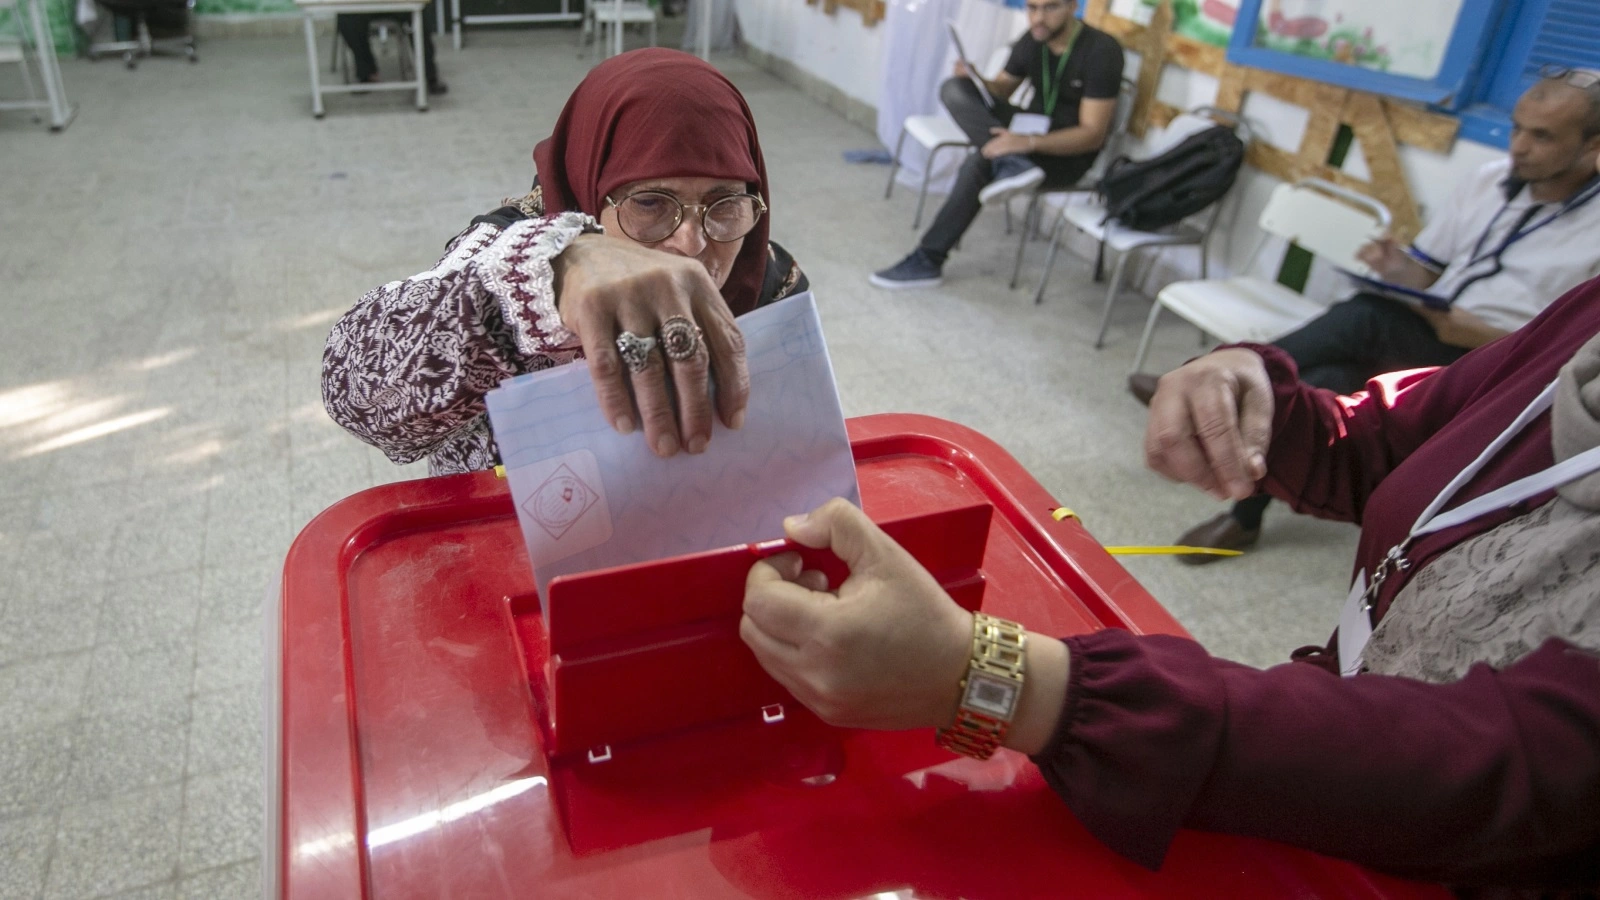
[918,78,1097,261]
[337,3,439,86]
[1229,292,1470,528]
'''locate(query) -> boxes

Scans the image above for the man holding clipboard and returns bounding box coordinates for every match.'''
[871,0,1124,289]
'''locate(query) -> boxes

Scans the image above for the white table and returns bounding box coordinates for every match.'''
[448,0,579,52]
[296,0,428,117]
[0,0,74,130]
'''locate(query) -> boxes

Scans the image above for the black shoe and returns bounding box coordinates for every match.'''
[1128,373,1159,407]
[869,248,943,290]
[1176,512,1260,565]
[428,80,448,95]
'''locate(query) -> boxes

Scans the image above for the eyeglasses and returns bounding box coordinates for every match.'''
[604,190,767,244]
[1539,63,1600,92]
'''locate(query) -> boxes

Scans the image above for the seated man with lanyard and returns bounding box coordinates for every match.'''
[870,0,1124,289]
[1141,66,1600,561]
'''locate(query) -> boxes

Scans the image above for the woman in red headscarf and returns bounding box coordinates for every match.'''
[322,49,808,475]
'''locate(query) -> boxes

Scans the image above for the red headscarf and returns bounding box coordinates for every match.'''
[533,49,771,316]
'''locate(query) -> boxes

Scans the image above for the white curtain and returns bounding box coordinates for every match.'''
[683,0,740,54]
[876,0,1028,194]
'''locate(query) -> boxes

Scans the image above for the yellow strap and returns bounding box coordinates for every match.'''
[1050,508,1243,557]
[1104,545,1243,557]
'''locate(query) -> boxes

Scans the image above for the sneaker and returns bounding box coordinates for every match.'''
[978,154,1045,205]
[869,248,944,290]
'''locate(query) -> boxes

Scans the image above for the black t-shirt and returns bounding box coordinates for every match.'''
[1003,24,1124,131]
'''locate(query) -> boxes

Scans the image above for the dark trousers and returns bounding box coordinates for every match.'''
[918,78,1097,261]
[337,3,438,86]
[1229,292,1469,528]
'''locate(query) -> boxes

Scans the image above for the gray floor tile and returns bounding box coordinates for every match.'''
[61,695,191,805]
[0,584,104,668]
[174,860,259,900]
[0,652,93,735]
[192,619,264,697]
[45,785,182,900]
[83,638,198,716]
[178,767,262,875]
[186,687,262,780]
[0,724,74,821]
[94,569,203,650]
[0,811,56,900]
[198,558,278,626]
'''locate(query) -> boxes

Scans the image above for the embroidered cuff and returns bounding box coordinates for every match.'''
[483,211,603,358]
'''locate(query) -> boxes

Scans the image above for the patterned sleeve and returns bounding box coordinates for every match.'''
[322,211,600,465]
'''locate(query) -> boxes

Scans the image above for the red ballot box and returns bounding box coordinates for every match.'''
[274,413,1449,900]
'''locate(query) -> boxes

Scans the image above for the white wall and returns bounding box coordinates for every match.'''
[735,0,886,108]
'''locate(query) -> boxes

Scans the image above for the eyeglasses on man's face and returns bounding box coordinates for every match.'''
[604,190,767,244]
[1539,63,1600,92]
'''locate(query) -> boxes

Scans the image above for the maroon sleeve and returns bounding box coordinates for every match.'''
[1231,321,1537,524]
[1031,629,1600,885]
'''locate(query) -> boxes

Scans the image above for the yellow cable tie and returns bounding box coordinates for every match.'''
[1051,507,1077,521]
[1103,545,1244,557]
[494,465,506,479]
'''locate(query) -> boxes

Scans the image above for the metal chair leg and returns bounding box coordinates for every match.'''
[1031,211,1067,305]
[1094,249,1134,349]
[1131,299,1164,374]
[884,127,907,200]
[1093,240,1107,281]
[913,146,943,231]
[1008,193,1040,290]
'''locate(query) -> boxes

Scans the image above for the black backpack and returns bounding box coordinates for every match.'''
[1095,125,1246,231]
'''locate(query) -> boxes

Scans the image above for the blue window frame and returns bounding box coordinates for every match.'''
[1458,0,1600,146]
[1224,0,1600,148]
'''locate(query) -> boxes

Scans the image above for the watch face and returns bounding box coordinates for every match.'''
[964,672,1019,719]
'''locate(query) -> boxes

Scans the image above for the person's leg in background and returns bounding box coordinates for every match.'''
[1176,293,1468,563]
[870,78,1016,289]
[336,13,381,84]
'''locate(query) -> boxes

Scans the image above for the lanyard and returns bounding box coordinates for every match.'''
[1038,22,1081,119]
[1359,378,1600,610]
[1448,177,1600,302]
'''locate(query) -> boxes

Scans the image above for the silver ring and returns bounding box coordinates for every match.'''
[615,331,658,374]
[659,315,704,362]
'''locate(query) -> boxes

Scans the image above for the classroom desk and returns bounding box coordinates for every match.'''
[272,413,1453,899]
[295,0,426,117]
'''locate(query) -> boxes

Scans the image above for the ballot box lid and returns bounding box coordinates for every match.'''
[277,413,1448,900]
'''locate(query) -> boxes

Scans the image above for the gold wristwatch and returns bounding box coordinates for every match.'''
[936,612,1027,760]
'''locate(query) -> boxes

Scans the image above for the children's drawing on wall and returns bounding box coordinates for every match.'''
[1251,0,1460,77]
[1136,0,1239,47]
[1133,0,1457,78]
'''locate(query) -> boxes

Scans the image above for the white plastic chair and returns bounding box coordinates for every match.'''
[581,0,657,60]
[1129,177,1391,373]
[1006,76,1136,290]
[1029,107,1249,349]
[884,46,1013,230]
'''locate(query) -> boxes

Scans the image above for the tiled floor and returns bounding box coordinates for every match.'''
[0,25,1357,899]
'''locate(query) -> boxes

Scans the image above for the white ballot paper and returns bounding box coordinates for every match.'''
[485,292,860,613]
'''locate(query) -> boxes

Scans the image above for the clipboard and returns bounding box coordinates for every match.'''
[947,23,996,109]
[1336,267,1452,312]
